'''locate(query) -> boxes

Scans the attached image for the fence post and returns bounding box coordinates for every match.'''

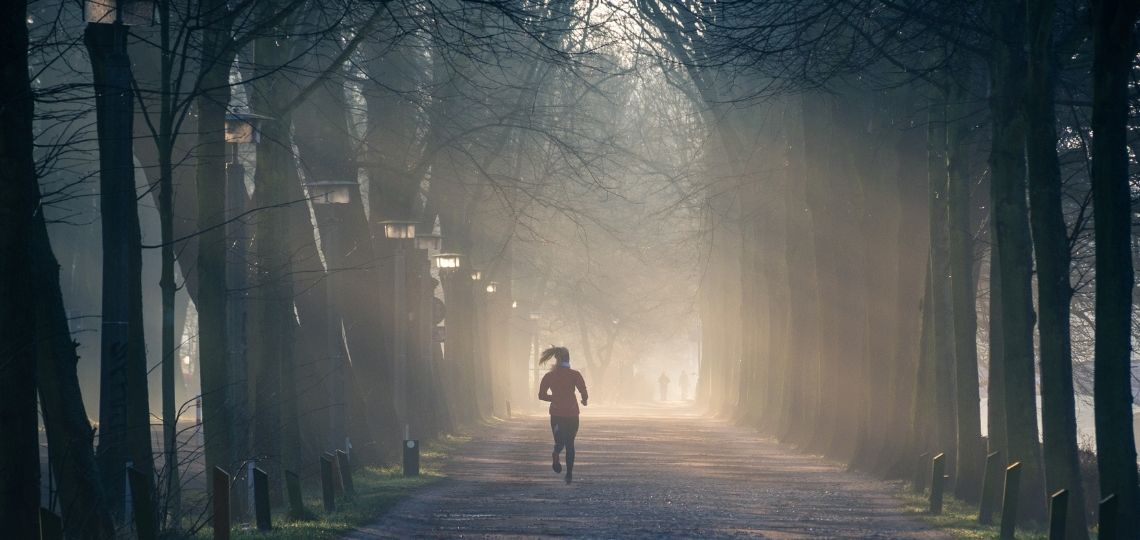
[978,450,1002,524]
[320,454,336,513]
[999,461,1022,540]
[1099,494,1118,540]
[253,468,271,531]
[1047,489,1068,540]
[404,439,421,477]
[914,452,930,493]
[930,453,946,515]
[336,449,355,496]
[212,467,230,540]
[285,470,305,519]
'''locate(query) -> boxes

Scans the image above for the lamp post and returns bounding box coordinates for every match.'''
[222,112,265,518]
[528,311,543,398]
[307,179,357,452]
[432,253,462,357]
[85,0,155,527]
[380,220,417,431]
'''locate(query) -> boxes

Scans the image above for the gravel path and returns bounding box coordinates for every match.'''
[346,404,949,539]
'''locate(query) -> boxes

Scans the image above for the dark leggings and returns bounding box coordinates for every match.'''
[550,416,580,471]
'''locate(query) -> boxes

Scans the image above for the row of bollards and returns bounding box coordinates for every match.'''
[41,463,160,540]
[917,452,1123,540]
[213,450,349,538]
[38,437,425,540]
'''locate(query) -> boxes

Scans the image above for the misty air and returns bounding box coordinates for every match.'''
[2,1,1140,539]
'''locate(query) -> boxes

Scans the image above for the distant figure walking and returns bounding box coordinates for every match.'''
[658,372,671,401]
[538,346,588,484]
[679,371,690,401]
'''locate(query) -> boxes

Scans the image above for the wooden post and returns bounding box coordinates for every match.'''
[253,467,271,531]
[1099,494,1117,540]
[979,450,1002,524]
[336,449,355,496]
[320,454,336,513]
[404,439,421,477]
[999,461,1022,540]
[327,451,344,495]
[915,452,930,493]
[127,465,156,540]
[285,470,305,519]
[930,453,946,515]
[212,467,230,540]
[38,508,62,540]
[1047,489,1068,540]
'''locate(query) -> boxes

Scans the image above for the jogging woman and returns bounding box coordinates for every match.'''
[537,346,588,483]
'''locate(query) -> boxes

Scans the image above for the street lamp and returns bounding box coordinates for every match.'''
[415,233,443,251]
[470,270,483,281]
[432,253,463,270]
[86,0,153,24]
[382,219,418,433]
[485,281,499,294]
[307,179,356,454]
[380,220,418,240]
[307,179,355,205]
[224,112,270,164]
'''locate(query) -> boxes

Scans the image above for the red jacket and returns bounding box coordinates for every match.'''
[539,367,588,417]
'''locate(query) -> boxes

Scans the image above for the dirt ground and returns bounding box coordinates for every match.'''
[346,404,950,539]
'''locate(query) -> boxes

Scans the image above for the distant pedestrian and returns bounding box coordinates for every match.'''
[538,346,588,484]
[658,372,670,401]
[679,371,690,401]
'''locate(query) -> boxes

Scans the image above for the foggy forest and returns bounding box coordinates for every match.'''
[2,0,1140,538]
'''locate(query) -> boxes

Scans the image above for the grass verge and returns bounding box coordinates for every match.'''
[203,435,469,540]
[897,488,1056,540]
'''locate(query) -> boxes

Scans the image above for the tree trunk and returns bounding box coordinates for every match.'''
[86,21,155,523]
[1088,0,1140,533]
[0,1,43,534]
[194,0,234,481]
[928,95,959,486]
[781,98,820,444]
[946,77,983,502]
[801,91,841,455]
[890,100,930,476]
[989,0,1046,521]
[153,0,182,522]
[1025,0,1090,536]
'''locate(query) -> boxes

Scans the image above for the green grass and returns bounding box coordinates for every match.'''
[198,435,469,540]
[896,487,1060,540]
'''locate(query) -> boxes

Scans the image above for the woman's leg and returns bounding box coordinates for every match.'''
[550,416,564,472]
[564,417,580,482]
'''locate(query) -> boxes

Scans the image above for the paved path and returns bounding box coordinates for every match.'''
[347,404,949,539]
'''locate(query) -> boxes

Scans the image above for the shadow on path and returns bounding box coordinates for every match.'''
[346,403,949,539]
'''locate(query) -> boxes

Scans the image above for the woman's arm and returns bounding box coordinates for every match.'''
[576,373,588,405]
[538,373,552,402]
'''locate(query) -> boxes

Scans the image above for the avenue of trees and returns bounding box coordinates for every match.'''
[2,0,1139,539]
[685,1,1140,538]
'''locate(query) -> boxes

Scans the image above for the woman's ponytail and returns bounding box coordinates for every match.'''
[539,346,569,366]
